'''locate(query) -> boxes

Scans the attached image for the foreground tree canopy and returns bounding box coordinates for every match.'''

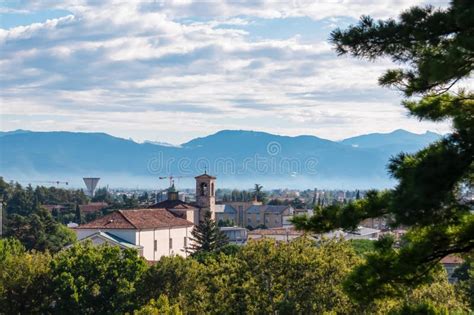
[0,238,468,314]
[293,0,473,303]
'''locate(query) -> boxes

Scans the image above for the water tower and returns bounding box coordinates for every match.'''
[83,177,100,196]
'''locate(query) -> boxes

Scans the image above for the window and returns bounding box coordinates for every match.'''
[184,237,187,247]
[169,238,173,249]
[200,182,208,196]
[154,240,157,252]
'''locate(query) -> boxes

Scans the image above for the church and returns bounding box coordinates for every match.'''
[73,173,217,261]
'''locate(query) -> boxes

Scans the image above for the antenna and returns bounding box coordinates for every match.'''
[83,177,100,196]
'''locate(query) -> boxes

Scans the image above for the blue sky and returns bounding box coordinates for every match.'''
[0,0,452,144]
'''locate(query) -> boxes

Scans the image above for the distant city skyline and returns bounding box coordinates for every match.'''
[0,0,452,144]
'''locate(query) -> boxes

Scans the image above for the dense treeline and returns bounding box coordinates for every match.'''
[0,237,469,314]
[0,178,155,252]
[0,178,78,252]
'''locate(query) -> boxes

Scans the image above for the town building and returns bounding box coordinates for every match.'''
[220,227,248,245]
[215,204,238,225]
[441,255,464,283]
[245,205,294,228]
[248,227,304,242]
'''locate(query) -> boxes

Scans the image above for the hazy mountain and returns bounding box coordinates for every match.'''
[0,129,441,189]
[0,129,32,137]
[341,129,442,155]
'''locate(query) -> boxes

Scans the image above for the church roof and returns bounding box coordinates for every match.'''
[149,199,197,210]
[76,209,193,230]
[195,173,216,179]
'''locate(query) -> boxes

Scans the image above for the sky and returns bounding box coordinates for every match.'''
[0,0,453,145]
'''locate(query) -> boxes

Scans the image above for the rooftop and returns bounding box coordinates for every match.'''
[215,204,237,213]
[247,205,291,214]
[149,199,197,210]
[75,209,193,230]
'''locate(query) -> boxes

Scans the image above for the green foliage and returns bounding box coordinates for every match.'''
[75,203,82,224]
[454,253,474,309]
[137,255,208,313]
[0,238,52,314]
[0,178,80,251]
[188,210,229,255]
[253,183,267,203]
[0,237,467,314]
[134,295,183,315]
[294,0,474,304]
[330,0,473,97]
[350,239,376,256]
[49,241,147,314]
[217,218,234,227]
[7,207,76,252]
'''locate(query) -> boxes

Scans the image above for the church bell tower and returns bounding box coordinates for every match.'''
[195,172,216,221]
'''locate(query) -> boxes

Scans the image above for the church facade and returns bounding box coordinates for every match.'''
[73,172,217,261]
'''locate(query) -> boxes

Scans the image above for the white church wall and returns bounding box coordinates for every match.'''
[138,226,192,261]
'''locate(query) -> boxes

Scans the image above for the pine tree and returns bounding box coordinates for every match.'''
[187,210,228,255]
[294,0,473,304]
[75,203,82,224]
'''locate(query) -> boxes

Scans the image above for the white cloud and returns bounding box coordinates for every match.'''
[0,0,452,144]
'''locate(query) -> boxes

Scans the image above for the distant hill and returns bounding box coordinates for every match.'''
[0,129,442,189]
[341,129,442,155]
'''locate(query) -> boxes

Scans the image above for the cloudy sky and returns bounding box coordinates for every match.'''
[0,0,451,144]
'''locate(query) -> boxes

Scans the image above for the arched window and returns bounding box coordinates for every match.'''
[211,183,214,196]
[200,182,208,196]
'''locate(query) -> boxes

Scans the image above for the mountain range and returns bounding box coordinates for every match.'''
[0,129,442,189]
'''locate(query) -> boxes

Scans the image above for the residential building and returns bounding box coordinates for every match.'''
[79,202,109,215]
[248,227,303,242]
[345,226,380,240]
[215,204,237,225]
[224,200,262,227]
[246,205,294,228]
[441,255,464,283]
[219,227,248,245]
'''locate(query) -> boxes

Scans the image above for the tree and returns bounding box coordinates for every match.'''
[217,218,234,227]
[0,238,52,314]
[453,253,474,309]
[253,184,265,202]
[187,210,228,255]
[293,0,474,303]
[136,256,208,313]
[134,295,183,315]
[75,203,82,224]
[7,207,76,252]
[49,241,147,314]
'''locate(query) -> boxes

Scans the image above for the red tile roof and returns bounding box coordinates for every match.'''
[76,209,193,230]
[440,255,464,265]
[80,202,109,213]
